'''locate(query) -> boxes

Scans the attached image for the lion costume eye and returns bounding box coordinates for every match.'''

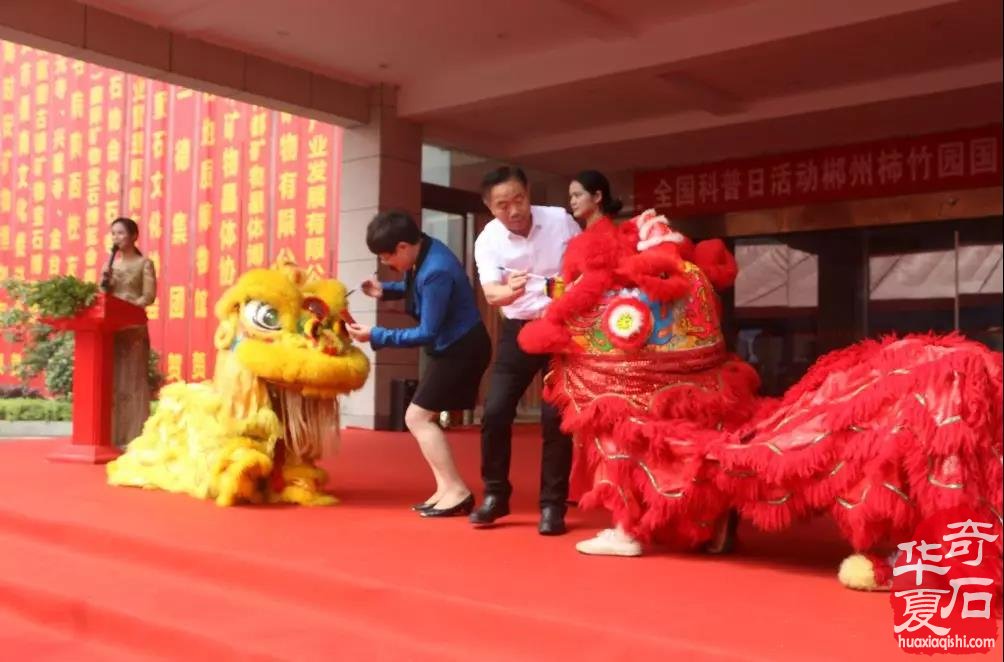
[243,300,282,331]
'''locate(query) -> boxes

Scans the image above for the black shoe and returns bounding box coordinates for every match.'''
[468,494,510,525]
[410,502,435,512]
[538,504,567,536]
[420,494,475,518]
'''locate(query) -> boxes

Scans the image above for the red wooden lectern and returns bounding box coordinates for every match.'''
[44,294,148,463]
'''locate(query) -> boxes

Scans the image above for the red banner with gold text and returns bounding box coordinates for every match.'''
[635,124,1004,217]
[0,40,342,388]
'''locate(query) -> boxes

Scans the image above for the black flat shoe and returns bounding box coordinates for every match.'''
[420,494,475,518]
[468,494,510,525]
[538,504,567,536]
[410,502,435,512]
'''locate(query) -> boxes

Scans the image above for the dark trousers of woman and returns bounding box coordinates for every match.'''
[480,318,572,508]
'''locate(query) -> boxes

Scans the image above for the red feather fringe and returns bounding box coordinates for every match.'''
[557,334,1003,566]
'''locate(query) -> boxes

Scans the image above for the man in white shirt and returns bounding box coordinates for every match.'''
[470,166,582,535]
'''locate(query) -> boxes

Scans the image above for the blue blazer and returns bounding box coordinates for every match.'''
[371,235,482,353]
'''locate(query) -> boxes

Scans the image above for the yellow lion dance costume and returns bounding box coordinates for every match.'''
[106,261,370,506]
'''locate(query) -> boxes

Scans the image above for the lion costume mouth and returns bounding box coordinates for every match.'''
[266,385,341,463]
[234,336,369,398]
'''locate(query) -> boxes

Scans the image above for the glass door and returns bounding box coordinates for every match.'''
[732,217,1003,397]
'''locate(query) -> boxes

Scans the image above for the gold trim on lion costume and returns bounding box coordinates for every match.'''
[106,261,370,506]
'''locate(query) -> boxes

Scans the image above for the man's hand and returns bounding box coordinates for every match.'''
[345,323,372,343]
[506,270,529,295]
[360,277,383,299]
[482,269,529,306]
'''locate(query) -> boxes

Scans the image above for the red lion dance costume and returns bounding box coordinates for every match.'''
[519,211,1003,591]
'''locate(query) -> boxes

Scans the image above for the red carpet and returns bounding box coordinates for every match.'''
[0,426,999,661]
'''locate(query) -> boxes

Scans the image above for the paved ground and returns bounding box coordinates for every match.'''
[0,422,71,438]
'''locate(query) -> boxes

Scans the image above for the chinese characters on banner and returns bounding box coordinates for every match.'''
[162,87,197,383]
[244,105,270,273]
[271,113,337,278]
[104,72,126,276]
[83,68,109,285]
[0,41,342,387]
[141,79,169,359]
[891,506,1001,655]
[47,55,69,280]
[0,43,11,286]
[14,46,35,282]
[273,112,303,267]
[634,125,1003,216]
[190,93,215,382]
[61,55,86,282]
[0,43,15,383]
[303,119,337,278]
[35,50,55,281]
[210,95,245,324]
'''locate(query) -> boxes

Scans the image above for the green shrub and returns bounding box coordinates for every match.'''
[1,275,99,319]
[0,276,164,398]
[0,399,157,421]
[42,333,75,397]
[1,276,98,397]
[0,398,72,421]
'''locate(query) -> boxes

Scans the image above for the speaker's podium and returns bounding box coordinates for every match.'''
[44,293,148,464]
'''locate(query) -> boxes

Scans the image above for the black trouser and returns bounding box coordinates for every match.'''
[480,318,572,508]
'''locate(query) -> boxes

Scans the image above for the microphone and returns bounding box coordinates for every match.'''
[100,244,120,291]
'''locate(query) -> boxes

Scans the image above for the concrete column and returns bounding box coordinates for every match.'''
[338,85,422,429]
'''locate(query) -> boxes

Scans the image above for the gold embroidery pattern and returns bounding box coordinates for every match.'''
[592,438,686,499]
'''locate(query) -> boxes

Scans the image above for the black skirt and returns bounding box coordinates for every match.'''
[411,322,492,412]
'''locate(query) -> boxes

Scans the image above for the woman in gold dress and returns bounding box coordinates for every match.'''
[101,217,157,447]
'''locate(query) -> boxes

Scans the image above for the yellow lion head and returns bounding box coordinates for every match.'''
[212,260,369,400]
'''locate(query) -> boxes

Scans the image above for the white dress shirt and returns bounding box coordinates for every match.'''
[474,205,581,320]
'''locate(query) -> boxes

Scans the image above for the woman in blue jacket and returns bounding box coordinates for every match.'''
[347,210,491,517]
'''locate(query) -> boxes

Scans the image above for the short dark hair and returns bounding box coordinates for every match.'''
[573,170,624,216]
[480,166,528,198]
[366,210,421,254]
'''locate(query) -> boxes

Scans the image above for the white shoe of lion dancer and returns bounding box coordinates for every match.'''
[575,528,643,557]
